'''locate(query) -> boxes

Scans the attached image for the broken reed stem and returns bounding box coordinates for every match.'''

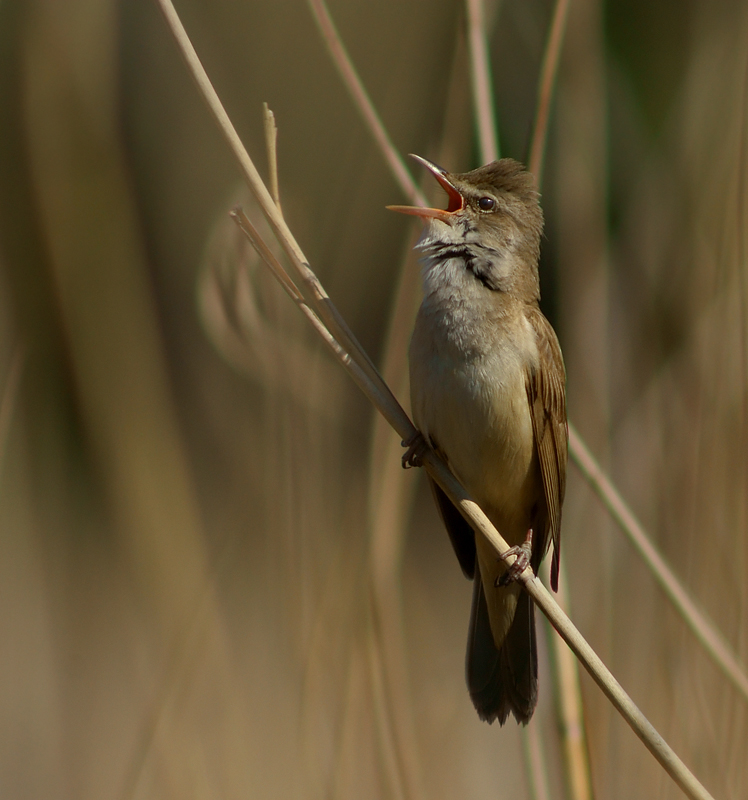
[229,208,379,418]
[155,1,716,797]
[262,103,281,210]
[230,209,302,303]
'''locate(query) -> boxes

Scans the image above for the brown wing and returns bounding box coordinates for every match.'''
[525,306,568,591]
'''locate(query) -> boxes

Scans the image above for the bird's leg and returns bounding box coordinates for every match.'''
[401,430,428,469]
[496,528,534,586]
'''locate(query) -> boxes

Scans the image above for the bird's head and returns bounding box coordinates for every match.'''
[388,155,544,297]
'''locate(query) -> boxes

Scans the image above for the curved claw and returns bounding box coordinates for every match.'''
[496,529,535,587]
[401,431,428,469]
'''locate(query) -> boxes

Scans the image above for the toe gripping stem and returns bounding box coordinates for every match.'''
[401,430,428,469]
[496,528,535,587]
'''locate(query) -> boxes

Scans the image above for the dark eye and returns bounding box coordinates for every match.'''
[478,196,496,212]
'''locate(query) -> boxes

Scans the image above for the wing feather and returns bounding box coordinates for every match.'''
[525,306,568,591]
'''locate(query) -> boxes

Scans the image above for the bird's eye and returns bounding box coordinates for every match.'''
[478,196,496,212]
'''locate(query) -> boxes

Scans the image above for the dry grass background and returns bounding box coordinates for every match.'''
[0,0,747,798]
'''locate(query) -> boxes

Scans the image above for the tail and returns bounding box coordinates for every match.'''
[466,577,538,724]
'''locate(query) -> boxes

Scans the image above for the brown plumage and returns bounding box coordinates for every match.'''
[389,156,568,724]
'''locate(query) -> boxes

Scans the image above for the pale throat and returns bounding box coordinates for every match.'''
[417,216,522,295]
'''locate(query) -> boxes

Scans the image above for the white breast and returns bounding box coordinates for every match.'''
[409,259,539,544]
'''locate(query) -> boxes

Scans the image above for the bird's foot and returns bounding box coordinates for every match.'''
[496,529,534,586]
[401,431,428,469]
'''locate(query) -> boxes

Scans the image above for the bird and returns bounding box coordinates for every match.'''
[388,155,567,724]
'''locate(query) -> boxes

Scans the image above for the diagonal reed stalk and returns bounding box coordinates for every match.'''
[153,0,718,797]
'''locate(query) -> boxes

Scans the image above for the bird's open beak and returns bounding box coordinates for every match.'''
[387,154,464,222]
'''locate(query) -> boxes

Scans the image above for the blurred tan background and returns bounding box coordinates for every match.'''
[0,0,747,798]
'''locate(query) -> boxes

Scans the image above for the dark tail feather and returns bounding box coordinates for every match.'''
[466,578,538,725]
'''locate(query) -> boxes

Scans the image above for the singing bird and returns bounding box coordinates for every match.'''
[388,156,567,724]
